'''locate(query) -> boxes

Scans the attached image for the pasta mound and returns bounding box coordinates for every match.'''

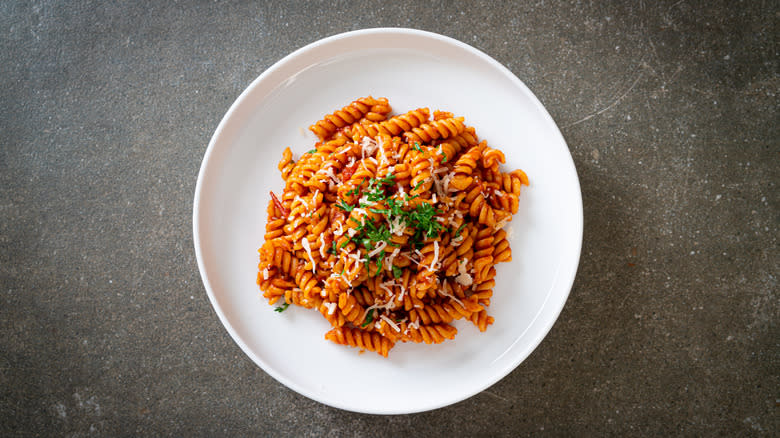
[257,96,529,357]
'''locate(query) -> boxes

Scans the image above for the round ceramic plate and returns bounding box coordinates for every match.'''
[194,28,582,414]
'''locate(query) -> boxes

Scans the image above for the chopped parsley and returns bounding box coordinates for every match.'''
[274,302,290,312]
[336,199,354,212]
[410,202,445,238]
[307,148,317,154]
[413,142,423,152]
[331,173,447,260]
[392,265,402,279]
[361,309,374,327]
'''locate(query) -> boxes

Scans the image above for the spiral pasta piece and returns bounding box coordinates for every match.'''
[309,96,391,140]
[403,117,466,144]
[402,323,458,344]
[350,108,430,142]
[325,326,395,357]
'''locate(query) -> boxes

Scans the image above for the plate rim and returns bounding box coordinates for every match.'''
[193,27,583,414]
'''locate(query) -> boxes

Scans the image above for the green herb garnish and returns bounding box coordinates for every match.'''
[413,142,423,152]
[392,265,402,279]
[274,303,290,312]
[409,202,445,238]
[336,199,354,212]
[375,250,386,276]
[362,309,374,327]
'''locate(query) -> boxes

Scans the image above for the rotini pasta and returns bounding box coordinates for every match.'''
[257,96,528,357]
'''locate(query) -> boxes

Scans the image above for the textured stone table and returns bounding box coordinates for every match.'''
[1,1,776,436]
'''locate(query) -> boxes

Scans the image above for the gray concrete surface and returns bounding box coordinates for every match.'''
[1,1,777,436]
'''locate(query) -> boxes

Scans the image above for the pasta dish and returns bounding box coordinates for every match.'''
[256,96,528,357]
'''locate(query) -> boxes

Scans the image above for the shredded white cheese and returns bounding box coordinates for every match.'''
[385,248,400,270]
[397,283,407,302]
[300,238,316,274]
[360,136,378,159]
[324,301,337,315]
[262,268,269,280]
[439,279,464,307]
[380,314,401,332]
[388,215,406,236]
[378,281,394,296]
[455,258,473,286]
[430,241,439,271]
[318,233,327,258]
[402,252,422,266]
[494,216,511,230]
[348,249,366,264]
[294,195,309,211]
[351,208,367,226]
[320,164,341,190]
[377,137,389,164]
[442,171,455,193]
[368,241,388,258]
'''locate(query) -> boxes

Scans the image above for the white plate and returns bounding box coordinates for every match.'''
[193,28,582,414]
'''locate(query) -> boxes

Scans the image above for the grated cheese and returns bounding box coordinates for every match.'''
[430,241,439,271]
[442,171,455,193]
[494,216,511,230]
[351,208,367,226]
[262,268,269,280]
[402,252,422,266]
[300,238,316,274]
[348,249,366,264]
[368,241,388,258]
[385,248,400,269]
[455,258,473,286]
[321,164,341,190]
[377,137,389,164]
[360,136,378,159]
[439,279,464,307]
[294,195,309,211]
[334,221,344,236]
[318,233,327,258]
[397,283,407,302]
[380,314,401,332]
[324,301,337,315]
[388,215,406,236]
